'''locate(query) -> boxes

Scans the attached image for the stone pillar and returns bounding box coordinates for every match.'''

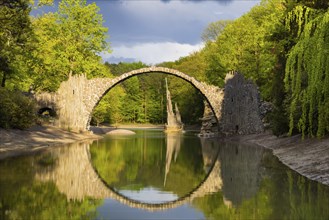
[220,72,264,135]
[56,74,90,132]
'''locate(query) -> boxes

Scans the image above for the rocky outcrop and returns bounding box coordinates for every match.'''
[199,101,218,137]
[106,129,136,135]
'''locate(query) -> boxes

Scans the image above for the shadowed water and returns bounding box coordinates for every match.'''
[0,129,328,219]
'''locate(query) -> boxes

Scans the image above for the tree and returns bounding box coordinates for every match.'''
[203,0,285,99]
[31,0,111,91]
[201,20,233,42]
[100,62,154,124]
[284,6,329,137]
[91,85,126,125]
[0,88,36,129]
[259,0,329,137]
[0,0,33,89]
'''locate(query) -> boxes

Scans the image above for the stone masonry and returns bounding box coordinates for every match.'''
[35,67,223,132]
[35,67,263,135]
[220,71,264,134]
[199,71,264,136]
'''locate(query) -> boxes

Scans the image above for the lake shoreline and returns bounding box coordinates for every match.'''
[0,125,328,186]
[225,131,329,186]
[0,125,102,160]
[0,124,164,159]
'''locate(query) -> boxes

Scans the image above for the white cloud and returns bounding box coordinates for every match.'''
[102,42,204,65]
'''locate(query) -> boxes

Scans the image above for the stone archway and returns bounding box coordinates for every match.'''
[55,67,224,132]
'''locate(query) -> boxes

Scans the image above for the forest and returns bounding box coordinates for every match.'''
[0,0,329,138]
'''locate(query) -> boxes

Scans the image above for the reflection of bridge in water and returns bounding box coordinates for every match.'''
[36,138,223,211]
[36,134,266,211]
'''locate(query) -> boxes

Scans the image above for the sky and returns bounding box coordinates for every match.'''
[34,0,261,65]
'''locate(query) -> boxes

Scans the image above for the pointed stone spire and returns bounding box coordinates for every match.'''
[174,102,182,125]
[165,78,184,132]
[165,78,176,127]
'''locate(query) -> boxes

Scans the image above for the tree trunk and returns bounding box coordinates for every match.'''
[1,72,6,87]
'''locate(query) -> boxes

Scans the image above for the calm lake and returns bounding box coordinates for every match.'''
[0,129,329,220]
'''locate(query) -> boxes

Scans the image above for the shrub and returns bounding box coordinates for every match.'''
[0,88,36,129]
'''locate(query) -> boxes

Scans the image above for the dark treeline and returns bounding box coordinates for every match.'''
[1,0,329,138]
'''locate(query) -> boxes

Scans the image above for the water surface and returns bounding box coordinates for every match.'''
[0,129,328,220]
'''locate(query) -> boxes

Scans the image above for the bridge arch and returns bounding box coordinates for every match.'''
[85,67,224,130]
[55,67,224,132]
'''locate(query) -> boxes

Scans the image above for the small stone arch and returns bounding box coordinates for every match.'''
[38,107,56,117]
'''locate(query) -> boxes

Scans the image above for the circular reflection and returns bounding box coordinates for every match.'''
[90,129,220,204]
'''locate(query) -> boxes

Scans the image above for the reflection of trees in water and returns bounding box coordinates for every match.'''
[0,147,99,220]
[91,133,209,196]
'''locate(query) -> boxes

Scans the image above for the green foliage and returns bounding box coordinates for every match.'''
[268,49,290,136]
[2,0,329,137]
[202,20,233,43]
[106,61,147,76]
[91,86,125,125]
[3,181,99,220]
[285,8,329,137]
[199,0,329,137]
[0,88,36,129]
[0,0,34,89]
[0,151,100,220]
[159,53,206,124]
[99,57,206,126]
[31,0,111,91]
[95,62,168,125]
[202,0,284,99]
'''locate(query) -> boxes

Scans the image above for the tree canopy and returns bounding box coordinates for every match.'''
[0,0,33,89]
[31,0,111,91]
[284,6,329,137]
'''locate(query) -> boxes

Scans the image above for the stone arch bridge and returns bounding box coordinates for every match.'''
[35,67,264,135]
